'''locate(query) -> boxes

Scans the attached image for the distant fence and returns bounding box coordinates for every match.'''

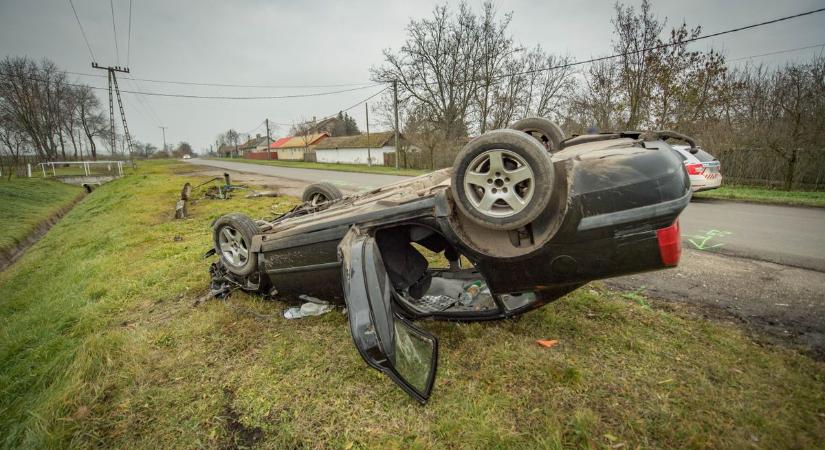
[0,156,129,179]
[243,151,278,160]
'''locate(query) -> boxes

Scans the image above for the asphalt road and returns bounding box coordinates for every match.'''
[185,158,825,272]
[188,158,407,192]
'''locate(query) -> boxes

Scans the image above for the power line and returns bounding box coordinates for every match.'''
[729,42,825,62]
[112,82,382,99]
[67,0,96,62]
[241,120,266,136]
[491,6,825,81]
[63,70,374,89]
[110,0,120,65]
[127,0,133,66]
[245,86,390,130]
[398,6,825,90]
[0,71,383,100]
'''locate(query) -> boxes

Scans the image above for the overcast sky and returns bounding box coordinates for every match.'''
[1,0,824,151]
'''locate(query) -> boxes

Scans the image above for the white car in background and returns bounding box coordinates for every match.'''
[671,145,722,192]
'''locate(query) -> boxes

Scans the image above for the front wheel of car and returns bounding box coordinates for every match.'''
[451,129,554,231]
[213,213,259,276]
[510,117,565,152]
[302,182,344,206]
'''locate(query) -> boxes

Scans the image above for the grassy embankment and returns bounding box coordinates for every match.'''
[695,185,825,207]
[209,156,427,177]
[0,177,83,255]
[1,160,823,448]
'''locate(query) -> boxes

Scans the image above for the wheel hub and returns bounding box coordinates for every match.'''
[463,149,535,218]
[218,226,249,267]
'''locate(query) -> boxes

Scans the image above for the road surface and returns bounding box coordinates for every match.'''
[185,158,825,272]
[188,158,407,192]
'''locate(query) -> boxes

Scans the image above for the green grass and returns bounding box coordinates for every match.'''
[210,156,427,177]
[695,185,825,207]
[0,177,83,254]
[1,160,823,449]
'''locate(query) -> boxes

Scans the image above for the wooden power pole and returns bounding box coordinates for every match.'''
[159,126,167,153]
[365,102,371,167]
[393,80,400,169]
[265,118,272,160]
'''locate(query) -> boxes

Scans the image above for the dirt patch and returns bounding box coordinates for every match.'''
[220,388,264,449]
[0,192,86,272]
[606,249,825,360]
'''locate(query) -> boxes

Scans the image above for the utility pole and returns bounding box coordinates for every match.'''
[265,118,272,160]
[393,80,400,169]
[365,102,371,167]
[159,126,167,153]
[92,63,133,165]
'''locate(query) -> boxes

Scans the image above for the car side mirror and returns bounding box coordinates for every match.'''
[390,315,438,400]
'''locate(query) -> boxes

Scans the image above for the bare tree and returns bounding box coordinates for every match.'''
[568,60,623,133]
[74,85,108,160]
[372,3,483,140]
[612,0,663,129]
[0,113,28,179]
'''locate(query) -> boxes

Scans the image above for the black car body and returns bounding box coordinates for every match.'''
[209,125,692,403]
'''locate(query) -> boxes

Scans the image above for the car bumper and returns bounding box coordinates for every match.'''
[690,173,722,191]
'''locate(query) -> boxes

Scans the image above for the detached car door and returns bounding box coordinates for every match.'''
[339,229,438,404]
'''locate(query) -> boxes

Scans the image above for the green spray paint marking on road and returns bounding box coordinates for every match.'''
[688,229,732,250]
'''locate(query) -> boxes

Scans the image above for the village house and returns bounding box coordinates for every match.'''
[313,131,398,165]
[273,132,329,161]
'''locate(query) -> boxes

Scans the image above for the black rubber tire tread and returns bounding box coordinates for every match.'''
[213,213,259,276]
[302,182,344,204]
[451,128,554,231]
[510,117,565,151]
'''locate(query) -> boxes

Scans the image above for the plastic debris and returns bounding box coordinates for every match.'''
[284,300,333,319]
[536,339,559,348]
[246,191,280,198]
[459,281,485,306]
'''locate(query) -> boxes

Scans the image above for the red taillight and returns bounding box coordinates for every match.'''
[685,163,704,175]
[656,220,681,267]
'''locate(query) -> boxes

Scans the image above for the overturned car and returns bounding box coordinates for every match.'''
[208,119,692,403]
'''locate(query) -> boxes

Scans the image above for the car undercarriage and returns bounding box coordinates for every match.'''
[207,120,692,403]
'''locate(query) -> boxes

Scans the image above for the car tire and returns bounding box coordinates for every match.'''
[510,117,565,152]
[302,182,343,206]
[213,213,259,276]
[451,128,554,231]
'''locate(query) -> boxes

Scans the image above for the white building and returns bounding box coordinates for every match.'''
[313,131,398,165]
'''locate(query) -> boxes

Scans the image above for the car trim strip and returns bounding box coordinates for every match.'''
[265,261,342,275]
[577,190,691,231]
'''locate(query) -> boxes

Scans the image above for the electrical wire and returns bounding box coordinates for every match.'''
[494,6,825,81]
[63,70,375,89]
[729,42,825,62]
[0,71,383,100]
[115,83,382,99]
[67,0,96,62]
[127,0,133,66]
[110,0,120,65]
[398,6,825,89]
[242,86,390,130]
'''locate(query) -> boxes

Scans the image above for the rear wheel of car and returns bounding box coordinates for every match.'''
[302,182,343,206]
[451,129,554,231]
[510,117,565,152]
[213,213,259,276]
